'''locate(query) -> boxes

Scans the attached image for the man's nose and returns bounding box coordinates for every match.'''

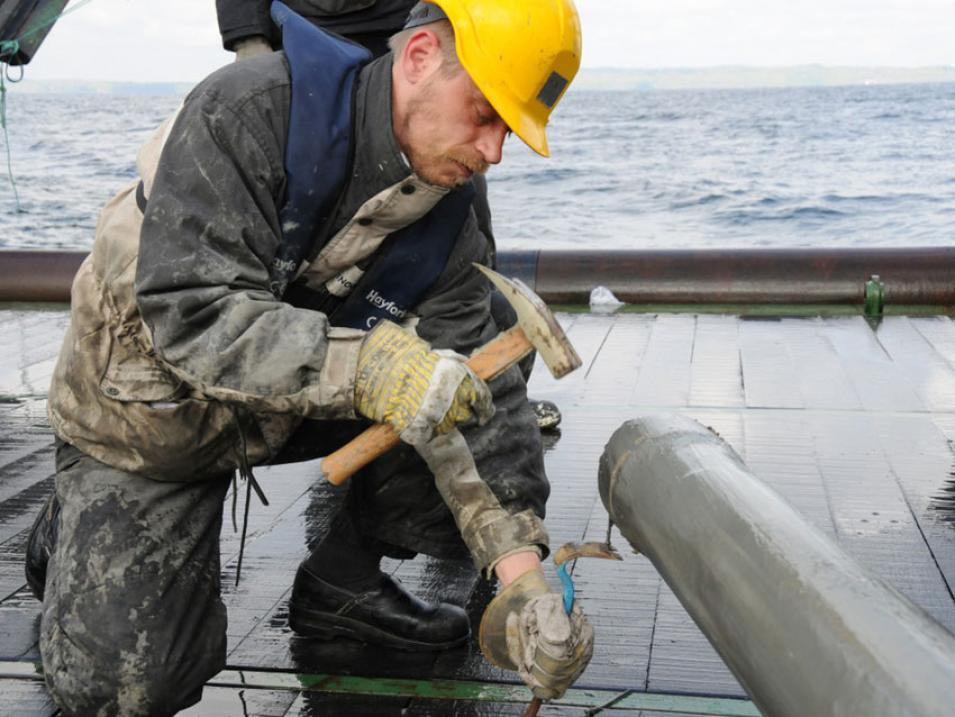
[476,122,507,165]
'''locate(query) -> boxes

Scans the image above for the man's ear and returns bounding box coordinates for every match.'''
[397,28,443,85]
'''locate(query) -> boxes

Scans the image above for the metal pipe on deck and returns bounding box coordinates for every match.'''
[517,246,955,305]
[0,250,84,302]
[3,247,955,305]
[598,415,955,717]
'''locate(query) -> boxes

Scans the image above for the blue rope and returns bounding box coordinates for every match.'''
[557,561,575,613]
[1,0,100,213]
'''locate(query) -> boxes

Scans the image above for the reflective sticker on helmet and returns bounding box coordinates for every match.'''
[537,71,568,108]
[403,2,449,29]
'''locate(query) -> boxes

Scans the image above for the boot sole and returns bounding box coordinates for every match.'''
[289,605,469,652]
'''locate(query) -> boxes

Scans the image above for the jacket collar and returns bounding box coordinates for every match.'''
[346,54,451,206]
[351,54,413,195]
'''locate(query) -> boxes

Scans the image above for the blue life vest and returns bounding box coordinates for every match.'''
[270,1,474,330]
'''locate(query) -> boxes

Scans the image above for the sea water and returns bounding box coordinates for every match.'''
[1,81,954,251]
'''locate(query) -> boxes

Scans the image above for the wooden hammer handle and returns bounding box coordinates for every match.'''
[321,327,534,485]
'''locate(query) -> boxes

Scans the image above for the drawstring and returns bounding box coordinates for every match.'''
[236,461,254,587]
[231,474,239,533]
[230,407,270,586]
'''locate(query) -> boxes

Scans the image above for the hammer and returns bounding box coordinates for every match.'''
[318,264,581,485]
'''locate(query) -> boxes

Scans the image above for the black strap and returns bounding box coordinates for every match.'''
[135,180,148,213]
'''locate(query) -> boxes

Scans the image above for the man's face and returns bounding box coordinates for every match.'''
[400,65,510,189]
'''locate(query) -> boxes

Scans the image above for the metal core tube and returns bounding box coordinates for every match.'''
[598,415,955,717]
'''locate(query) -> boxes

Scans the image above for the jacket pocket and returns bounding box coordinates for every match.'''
[99,340,185,403]
[94,337,243,480]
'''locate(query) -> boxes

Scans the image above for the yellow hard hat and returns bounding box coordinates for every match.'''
[405,0,582,157]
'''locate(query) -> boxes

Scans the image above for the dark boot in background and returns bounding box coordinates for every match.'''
[25,491,60,601]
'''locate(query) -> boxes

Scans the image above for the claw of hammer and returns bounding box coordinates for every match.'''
[554,541,623,613]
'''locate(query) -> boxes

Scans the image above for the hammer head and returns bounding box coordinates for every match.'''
[474,264,582,379]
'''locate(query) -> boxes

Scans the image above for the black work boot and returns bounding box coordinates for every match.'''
[288,564,469,651]
[25,491,60,601]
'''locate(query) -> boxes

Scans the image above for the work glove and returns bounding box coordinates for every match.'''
[479,569,594,700]
[354,320,494,446]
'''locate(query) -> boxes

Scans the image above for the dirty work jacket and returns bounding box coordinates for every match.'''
[47,51,549,572]
[217,0,415,51]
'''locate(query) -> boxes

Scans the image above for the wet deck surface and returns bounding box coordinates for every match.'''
[3,307,955,715]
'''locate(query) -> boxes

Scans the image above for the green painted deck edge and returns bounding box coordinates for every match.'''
[213,669,762,716]
[0,661,760,716]
[552,303,955,317]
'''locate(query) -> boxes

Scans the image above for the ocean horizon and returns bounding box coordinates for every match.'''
[2,80,954,253]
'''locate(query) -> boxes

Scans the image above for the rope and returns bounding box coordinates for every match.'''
[1,0,101,212]
[583,689,636,716]
[229,406,270,587]
[0,53,23,211]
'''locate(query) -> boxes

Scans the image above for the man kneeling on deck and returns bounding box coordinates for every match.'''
[24,1,592,714]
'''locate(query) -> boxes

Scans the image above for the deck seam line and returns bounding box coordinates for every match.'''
[688,314,699,367]
[642,578,663,693]
[809,419,843,544]
[584,318,616,379]
[628,316,657,406]
[887,464,955,607]
[862,315,896,361]
[910,316,955,376]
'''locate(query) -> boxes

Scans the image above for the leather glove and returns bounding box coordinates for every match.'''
[479,569,594,700]
[354,320,494,445]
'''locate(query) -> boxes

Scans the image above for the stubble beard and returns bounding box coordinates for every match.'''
[402,86,488,189]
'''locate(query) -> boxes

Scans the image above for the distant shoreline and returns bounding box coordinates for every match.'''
[7,65,955,95]
[576,65,955,91]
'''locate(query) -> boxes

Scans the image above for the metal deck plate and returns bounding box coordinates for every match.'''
[2,309,955,715]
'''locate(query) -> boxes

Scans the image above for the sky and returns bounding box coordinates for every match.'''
[11,0,955,83]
